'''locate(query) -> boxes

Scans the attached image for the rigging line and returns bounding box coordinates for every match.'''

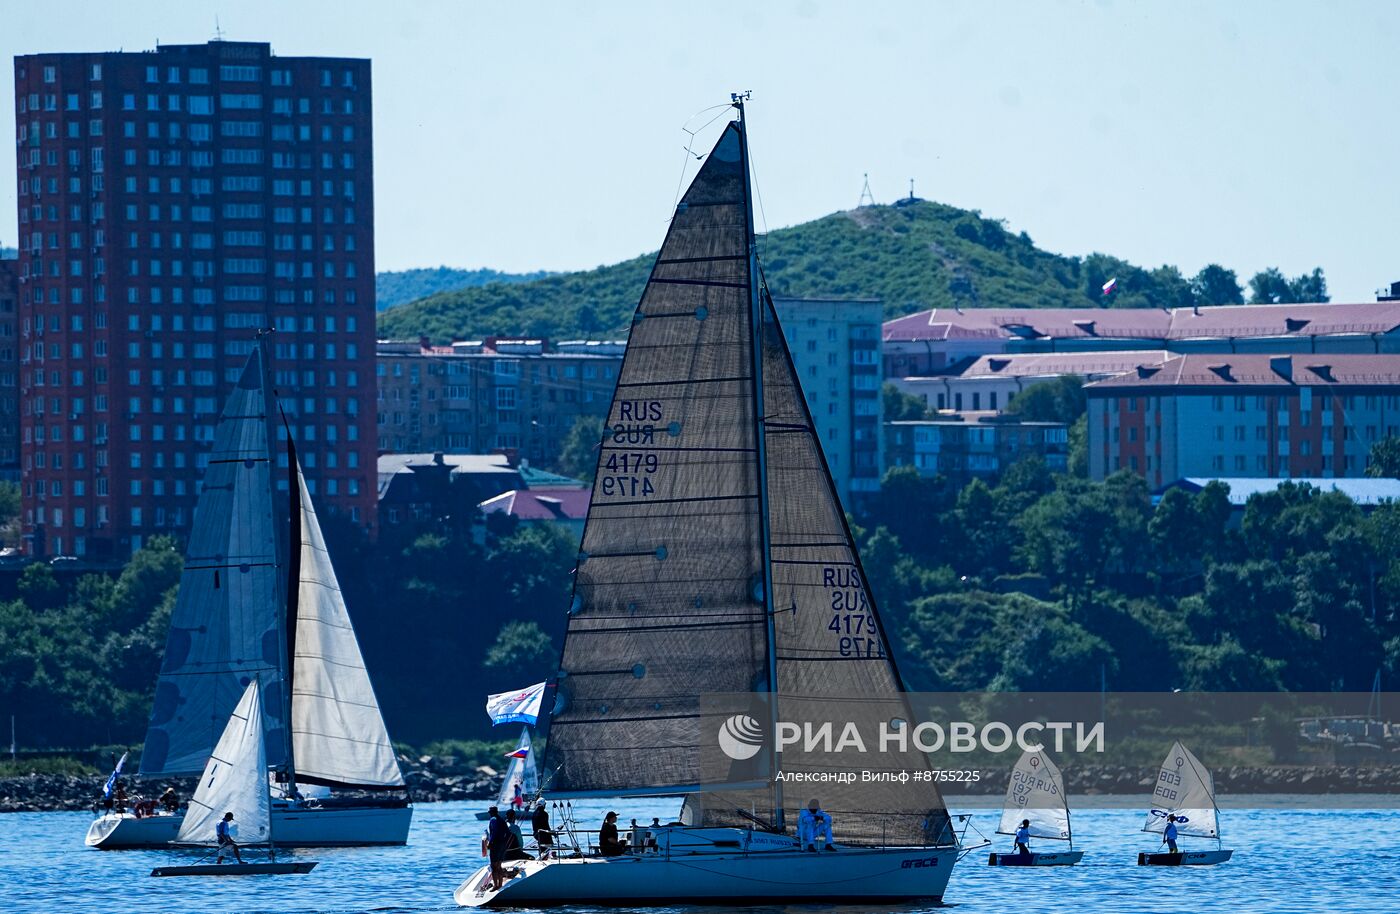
[670,102,739,218]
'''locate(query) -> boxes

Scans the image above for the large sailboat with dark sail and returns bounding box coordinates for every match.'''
[454,97,962,907]
[86,335,411,848]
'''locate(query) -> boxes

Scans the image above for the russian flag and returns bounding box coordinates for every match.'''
[505,747,530,759]
[1101,277,1118,296]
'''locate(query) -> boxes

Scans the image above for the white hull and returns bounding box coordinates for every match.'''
[86,802,412,849]
[1138,849,1233,866]
[454,842,959,907]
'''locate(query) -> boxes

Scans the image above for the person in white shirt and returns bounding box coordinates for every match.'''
[798,798,836,852]
[1014,819,1031,856]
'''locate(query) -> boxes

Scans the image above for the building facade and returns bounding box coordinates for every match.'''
[1087,354,1400,488]
[773,297,883,506]
[12,41,377,557]
[376,338,624,466]
[885,417,1068,484]
[0,256,18,476]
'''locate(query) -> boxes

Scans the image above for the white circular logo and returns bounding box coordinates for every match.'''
[718,714,764,760]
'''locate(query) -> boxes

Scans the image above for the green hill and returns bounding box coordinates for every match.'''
[375,266,551,311]
[375,200,1247,342]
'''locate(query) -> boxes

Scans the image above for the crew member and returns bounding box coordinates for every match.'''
[599,811,626,857]
[216,812,244,864]
[1014,818,1031,856]
[532,802,554,858]
[1163,814,1180,854]
[798,798,836,852]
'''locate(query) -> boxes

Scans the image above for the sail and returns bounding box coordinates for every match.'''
[997,749,1071,841]
[1143,741,1219,838]
[289,461,404,789]
[486,682,547,727]
[178,679,272,846]
[142,349,286,776]
[543,120,769,796]
[497,729,539,807]
[684,289,951,846]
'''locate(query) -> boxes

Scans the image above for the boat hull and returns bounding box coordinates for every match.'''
[454,845,959,908]
[151,861,318,877]
[989,850,1084,867]
[87,802,412,849]
[1138,849,1233,866]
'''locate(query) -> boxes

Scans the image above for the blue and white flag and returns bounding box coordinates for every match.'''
[103,751,128,799]
[485,682,547,727]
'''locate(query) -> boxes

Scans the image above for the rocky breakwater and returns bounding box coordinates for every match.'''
[1,753,502,813]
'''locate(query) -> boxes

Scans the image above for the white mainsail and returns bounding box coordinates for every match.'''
[1142,740,1219,838]
[497,729,538,808]
[290,461,404,789]
[997,749,1071,841]
[178,679,272,846]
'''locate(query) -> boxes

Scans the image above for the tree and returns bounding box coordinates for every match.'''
[883,382,929,421]
[484,620,557,673]
[1190,264,1244,306]
[1005,375,1087,425]
[1248,267,1329,304]
[556,415,603,482]
[1366,436,1400,478]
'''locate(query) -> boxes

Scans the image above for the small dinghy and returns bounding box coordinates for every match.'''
[988,749,1084,867]
[1137,740,1232,867]
[150,680,317,877]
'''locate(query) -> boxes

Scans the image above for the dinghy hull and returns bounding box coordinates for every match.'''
[1138,849,1233,866]
[150,861,318,877]
[87,801,411,848]
[454,845,959,908]
[989,850,1084,866]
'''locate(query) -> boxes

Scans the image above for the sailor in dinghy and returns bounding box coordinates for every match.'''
[1137,741,1233,866]
[988,749,1084,867]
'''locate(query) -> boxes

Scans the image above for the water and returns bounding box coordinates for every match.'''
[3,798,1393,913]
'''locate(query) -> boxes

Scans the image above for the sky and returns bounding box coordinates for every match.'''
[3,0,1400,302]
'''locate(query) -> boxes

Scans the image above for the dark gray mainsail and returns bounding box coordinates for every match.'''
[543,107,951,846]
[142,348,286,776]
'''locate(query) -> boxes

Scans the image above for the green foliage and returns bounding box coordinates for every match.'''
[484,620,557,673]
[1366,436,1400,478]
[417,738,519,771]
[1247,267,1329,305]
[1005,375,1087,424]
[555,415,603,482]
[883,382,930,421]
[375,266,551,311]
[380,201,1291,342]
[0,756,99,777]
[0,481,20,547]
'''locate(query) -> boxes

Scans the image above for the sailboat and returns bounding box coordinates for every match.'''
[87,336,412,849]
[1137,740,1233,866]
[151,680,317,876]
[454,96,964,908]
[988,749,1084,866]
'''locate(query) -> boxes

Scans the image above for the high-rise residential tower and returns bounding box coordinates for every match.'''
[12,40,377,558]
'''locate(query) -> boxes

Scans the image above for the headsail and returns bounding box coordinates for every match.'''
[544,121,768,797]
[142,349,286,776]
[1143,740,1219,838]
[178,679,272,846]
[497,729,539,807]
[289,461,404,789]
[997,749,1071,841]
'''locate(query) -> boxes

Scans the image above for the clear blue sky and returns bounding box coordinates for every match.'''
[4,0,1399,302]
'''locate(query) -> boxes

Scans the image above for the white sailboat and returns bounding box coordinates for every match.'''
[454,96,965,908]
[988,749,1084,866]
[151,680,316,876]
[1138,740,1233,866]
[476,729,539,821]
[88,337,411,849]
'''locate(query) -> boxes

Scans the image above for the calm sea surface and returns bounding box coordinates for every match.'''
[3,797,1394,914]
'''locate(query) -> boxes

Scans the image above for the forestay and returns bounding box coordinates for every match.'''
[289,462,404,789]
[142,350,286,776]
[544,122,768,797]
[1143,741,1219,838]
[997,749,1071,841]
[178,679,272,846]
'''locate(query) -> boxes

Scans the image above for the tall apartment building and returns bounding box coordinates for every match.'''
[773,297,883,506]
[376,338,624,466]
[1086,353,1400,487]
[13,41,378,558]
[0,255,18,476]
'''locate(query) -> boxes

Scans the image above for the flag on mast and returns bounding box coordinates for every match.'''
[1102,277,1118,296]
[102,751,128,799]
[485,682,547,727]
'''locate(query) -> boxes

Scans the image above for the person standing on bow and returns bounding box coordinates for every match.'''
[1014,818,1032,856]
[798,799,836,852]
[1163,814,1180,854]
